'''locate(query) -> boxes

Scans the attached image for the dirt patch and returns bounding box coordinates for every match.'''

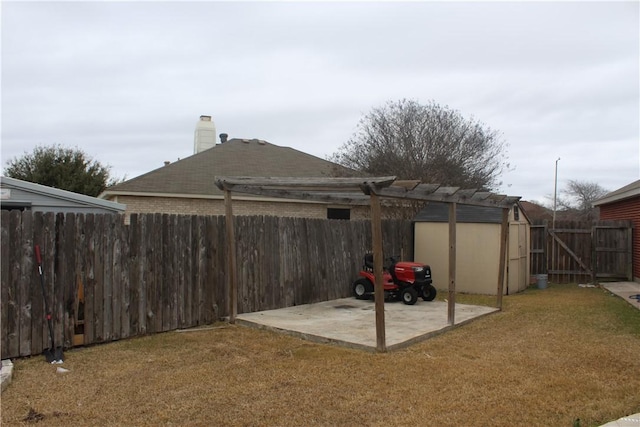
[333,304,357,309]
[23,408,45,424]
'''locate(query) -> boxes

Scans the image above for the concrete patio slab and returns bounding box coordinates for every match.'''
[600,282,640,311]
[596,282,640,427]
[600,413,640,427]
[236,297,498,351]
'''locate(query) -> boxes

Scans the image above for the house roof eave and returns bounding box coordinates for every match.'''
[99,189,335,205]
[1,176,126,212]
[593,179,640,207]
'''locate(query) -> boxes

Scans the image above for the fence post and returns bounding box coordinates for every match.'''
[224,190,238,324]
[370,192,386,352]
[591,225,597,284]
[496,208,509,308]
[448,202,456,325]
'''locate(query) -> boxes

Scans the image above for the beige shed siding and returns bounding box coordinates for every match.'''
[508,221,531,294]
[415,222,501,294]
[114,195,371,221]
[414,205,530,295]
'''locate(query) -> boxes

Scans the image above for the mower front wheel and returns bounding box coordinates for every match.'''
[401,287,418,305]
[421,284,437,301]
[353,278,373,300]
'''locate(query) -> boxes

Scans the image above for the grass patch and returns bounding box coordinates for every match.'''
[449,291,497,307]
[2,283,639,426]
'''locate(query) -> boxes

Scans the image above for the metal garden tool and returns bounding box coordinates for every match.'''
[35,245,64,364]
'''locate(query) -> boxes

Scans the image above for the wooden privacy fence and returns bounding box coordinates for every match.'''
[530,220,633,284]
[1,211,412,359]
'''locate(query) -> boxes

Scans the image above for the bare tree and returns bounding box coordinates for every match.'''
[561,180,609,220]
[546,179,609,221]
[330,99,509,191]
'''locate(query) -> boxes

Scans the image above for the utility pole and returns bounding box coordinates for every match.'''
[553,157,560,229]
[551,157,560,280]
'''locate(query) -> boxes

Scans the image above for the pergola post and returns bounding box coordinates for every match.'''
[214,176,521,341]
[448,202,457,326]
[370,192,386,352]
[224,189,238,323]
[496,207,509,309]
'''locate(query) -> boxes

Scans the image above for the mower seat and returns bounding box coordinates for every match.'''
[364,253,374,270]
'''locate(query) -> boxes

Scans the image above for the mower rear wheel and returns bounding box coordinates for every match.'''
[401,287,418,305]
[353,278,373,300]
[421,284,437,301]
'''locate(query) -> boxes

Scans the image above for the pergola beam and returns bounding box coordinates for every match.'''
[216,176,519,209]
[217,176,519,351]
[222,185,372,206]
[215,176,398,192]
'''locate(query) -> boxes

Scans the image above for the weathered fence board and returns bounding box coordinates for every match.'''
[84,214,96,344]
[2,212,413,359]
[19,212,33,357]
[61,213,76,347]
[120,218,131,340]
[161,214,171,333]
[129,214,140,336]
[105,215,116,341]
[8,211,22,357]
[27,214,39,354]
[195,216,207,324]
[216,216,227,320]
[593,222,633,281]
[180,215,191,328]
[1,212,10,356]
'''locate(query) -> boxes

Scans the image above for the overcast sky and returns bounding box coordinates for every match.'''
[2,1,638,204]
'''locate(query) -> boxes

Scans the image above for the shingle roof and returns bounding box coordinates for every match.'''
[103,139,362,197]
[593,179,640,206]
[519,201,552,221]
[414,202,505,223]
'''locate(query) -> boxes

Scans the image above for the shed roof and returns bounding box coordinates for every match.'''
[414,202,504,223]
[101,139,361,198]
[0,176,126,213]
[593,179,640,206]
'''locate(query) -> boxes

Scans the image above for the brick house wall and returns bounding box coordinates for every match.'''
[599,197,640,281]
[114,195,373,222]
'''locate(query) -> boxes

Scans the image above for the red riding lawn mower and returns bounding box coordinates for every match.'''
[352,253,437,305]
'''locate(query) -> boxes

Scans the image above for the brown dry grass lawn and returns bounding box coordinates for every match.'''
[2,284,640,427]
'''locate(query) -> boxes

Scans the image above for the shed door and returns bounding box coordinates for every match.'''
[508,223,528,294]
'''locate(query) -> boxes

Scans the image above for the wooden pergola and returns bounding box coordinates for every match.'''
[215,176,520,352]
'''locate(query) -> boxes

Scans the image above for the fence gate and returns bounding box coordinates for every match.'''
[530,220,633,284]
[592,223,634,282]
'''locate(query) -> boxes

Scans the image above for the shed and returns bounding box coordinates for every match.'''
[593,179,640,282]
[0,176,126,214]
[414,202,530,295]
